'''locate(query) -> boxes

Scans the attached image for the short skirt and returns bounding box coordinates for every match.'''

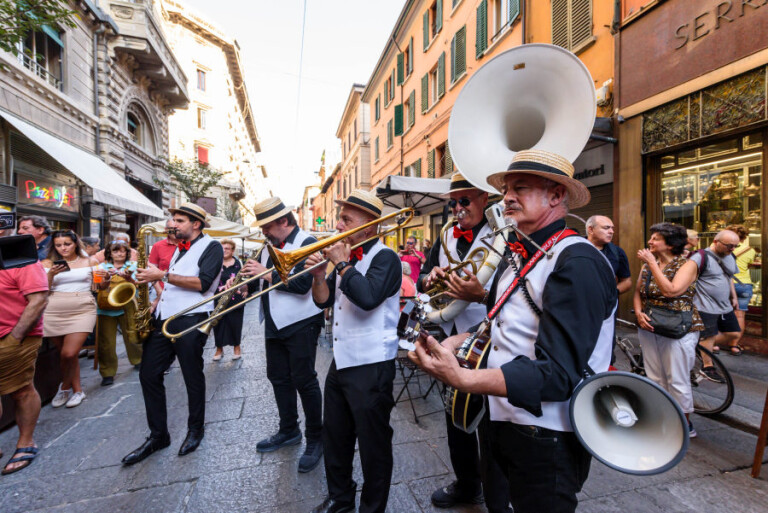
[43,291,97,337]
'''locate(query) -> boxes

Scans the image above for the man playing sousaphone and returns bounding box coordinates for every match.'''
[240,197,325,473]
[419,173,510,513]
[123,203,223,465]
[412,150,618,513]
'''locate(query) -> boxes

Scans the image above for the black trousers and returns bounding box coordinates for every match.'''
[488,421,592,513]
[140,314,208,439]
[265,324,323,441]
[444,410,511,513]
[324,359,395,513]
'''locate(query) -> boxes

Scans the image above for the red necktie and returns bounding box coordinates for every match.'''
[453,226,473,243]
[349,247,364,262]
[178,240,191,251]
[507,241,528,259]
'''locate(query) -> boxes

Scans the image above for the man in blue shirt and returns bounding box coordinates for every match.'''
[586,215,632,295]
[17,216,52,261]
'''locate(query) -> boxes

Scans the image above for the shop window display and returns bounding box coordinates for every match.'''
[661,134,762,308]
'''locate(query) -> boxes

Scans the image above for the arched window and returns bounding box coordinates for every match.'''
[125,104,156,154]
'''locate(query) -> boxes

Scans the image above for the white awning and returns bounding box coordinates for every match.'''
[375,175,450,213]
[0,109,164,218]
[145,215,254,238]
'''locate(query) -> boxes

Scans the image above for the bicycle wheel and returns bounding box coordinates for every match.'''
[612,336,645,375]
[691,345,734,415]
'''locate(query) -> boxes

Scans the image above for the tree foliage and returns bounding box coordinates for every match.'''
[155,158,225,204]
[0,1,77,55]
[219,195,242,223]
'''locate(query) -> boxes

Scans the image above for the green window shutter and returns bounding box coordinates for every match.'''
[408,37,414,75]
[438,52,446,97]
[552,0,568,49]
[421,73,429,113]
[413,158,422,178]
[394,104,404,136]
[445,142,453,175]
[428,149,435,178]
[383,83,389,107]
[375,137,380,160]
[509,0,520,23]
[436,0,443,34]
[387,119,393,147]
[408,90,416,127]
[450,35,456,83]
[423,10,430,51]
[456,26,466,78]
[476,0,487,59]
[397,53,404,85]
[391,69,396,100]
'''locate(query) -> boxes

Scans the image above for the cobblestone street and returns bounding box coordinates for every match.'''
[1,303,767,512]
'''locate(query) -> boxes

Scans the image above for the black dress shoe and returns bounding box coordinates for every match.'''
[309,496,354,513]
[297,439,323,473]
[431,480,484,508]
[256,429,301,453]
[122,436,171,465]
[178,429,204,456]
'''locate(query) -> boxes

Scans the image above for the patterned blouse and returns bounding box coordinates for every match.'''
[640,255,704,332]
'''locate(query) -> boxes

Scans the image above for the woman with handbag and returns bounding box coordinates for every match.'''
[633,222,704,437]
[95,240,142,386]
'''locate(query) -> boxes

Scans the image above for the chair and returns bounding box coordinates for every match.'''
[394,348,439,424]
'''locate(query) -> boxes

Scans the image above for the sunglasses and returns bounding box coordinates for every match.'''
[448,197,473,209]
[716,240,737,251]
[110,240,129,245]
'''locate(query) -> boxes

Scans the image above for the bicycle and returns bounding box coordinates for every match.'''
[614,318,734,415]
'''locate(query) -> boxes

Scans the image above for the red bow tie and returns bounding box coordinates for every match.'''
[178,240,191,251]
[453,226,474,243]
[507,241,528,259]
[278,241,285,249]
[349,247,364,262]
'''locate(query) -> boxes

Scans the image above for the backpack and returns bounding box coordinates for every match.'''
[691,248,741,284]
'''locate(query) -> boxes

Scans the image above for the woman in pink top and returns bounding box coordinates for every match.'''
[398,236,425,282]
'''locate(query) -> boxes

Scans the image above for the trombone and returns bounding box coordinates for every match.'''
[161,207,414,341]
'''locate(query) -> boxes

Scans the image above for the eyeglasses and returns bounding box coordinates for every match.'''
[405,241,415,245]
[448,197,473,209]
[716,240,737,251]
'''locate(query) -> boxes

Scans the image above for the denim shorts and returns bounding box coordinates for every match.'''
[734,283,754,312]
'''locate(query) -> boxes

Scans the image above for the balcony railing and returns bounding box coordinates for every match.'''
[17,53,62,90]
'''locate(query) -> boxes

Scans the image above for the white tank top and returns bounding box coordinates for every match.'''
[48,265,93,292]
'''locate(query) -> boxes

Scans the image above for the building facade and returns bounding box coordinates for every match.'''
[336,84,372,196]
[160,0,265,225]
[361,0,618,247]
[616,0,768,350]
[0,0,186,240]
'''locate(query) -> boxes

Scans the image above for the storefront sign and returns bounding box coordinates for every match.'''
[89,219,102,238]
[0,211,15,230]
[17,174,78,212]
[572,145,614,188]
[675,1,767,50]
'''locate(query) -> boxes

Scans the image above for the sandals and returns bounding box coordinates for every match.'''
[1,446,38,475]
[728,345,744,356]
[712,345,721,354]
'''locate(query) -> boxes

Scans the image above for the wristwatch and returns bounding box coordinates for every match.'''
[335,261,351,274]
[162,272,170,284]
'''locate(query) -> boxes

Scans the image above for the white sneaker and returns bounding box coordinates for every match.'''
[51,385,71,408]
[66,391,86,408]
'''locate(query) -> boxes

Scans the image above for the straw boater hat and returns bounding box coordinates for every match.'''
[251,197,293,227]
[486,149,591,209]
[335,189,383,218]
[168,202,211,228]
[441,173,480,197]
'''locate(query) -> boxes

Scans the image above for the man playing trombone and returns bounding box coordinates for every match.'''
[412,151,618,513]
[420,173,510,513]
[123,203,223,465]
[240,197,324,473]
[306,190,402,513]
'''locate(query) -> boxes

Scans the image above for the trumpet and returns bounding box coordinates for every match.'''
[425,246,489,307]
[161,208,414,341]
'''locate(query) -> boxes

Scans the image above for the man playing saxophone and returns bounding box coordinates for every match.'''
[239,197,325,473]
[122,203,223,465]
[419,173,510,513]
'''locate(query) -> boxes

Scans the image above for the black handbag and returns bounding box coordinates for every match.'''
[643,271,693,339]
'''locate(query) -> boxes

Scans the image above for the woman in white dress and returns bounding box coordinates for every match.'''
[41,230,99,408]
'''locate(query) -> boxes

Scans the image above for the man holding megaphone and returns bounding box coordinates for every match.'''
[412,151,618,513]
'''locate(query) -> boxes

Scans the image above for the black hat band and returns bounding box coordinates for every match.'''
[256,202,287,221]
[507,160,570,177]
[176,206,206,221]
[449,179,474,191]
[345,195,381,216]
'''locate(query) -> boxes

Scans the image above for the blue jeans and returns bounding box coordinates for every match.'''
[734,283,753,311]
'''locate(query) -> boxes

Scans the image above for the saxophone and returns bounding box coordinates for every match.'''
[198,243,266,336]
[135,225,176,342]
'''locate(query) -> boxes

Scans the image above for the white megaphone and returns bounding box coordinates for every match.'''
[570,371,690,475]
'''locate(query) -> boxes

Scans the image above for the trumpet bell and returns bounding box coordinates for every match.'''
[107,282,137,308]
[448,44,596,193]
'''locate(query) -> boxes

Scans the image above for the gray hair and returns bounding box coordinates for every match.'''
[585,215,599,230]
[686,229,698,240]
[401,261,411,275]
[18,215,51,235]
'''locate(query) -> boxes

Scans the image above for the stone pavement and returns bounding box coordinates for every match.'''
[0,303,766,512]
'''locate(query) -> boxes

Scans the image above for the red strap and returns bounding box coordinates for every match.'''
[453,226,474,243]
[488,229,578,320]
[349,247,364,262]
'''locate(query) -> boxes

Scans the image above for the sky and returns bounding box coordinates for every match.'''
[180,0,405,206]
